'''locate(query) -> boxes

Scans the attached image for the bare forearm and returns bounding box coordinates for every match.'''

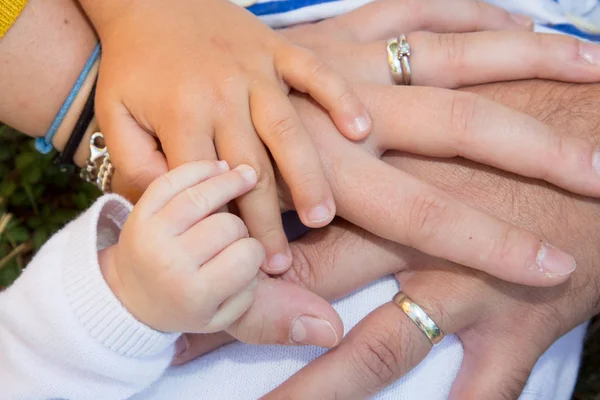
[0,0,96,137]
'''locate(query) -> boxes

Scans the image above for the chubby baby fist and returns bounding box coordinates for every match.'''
[100,161,265,333]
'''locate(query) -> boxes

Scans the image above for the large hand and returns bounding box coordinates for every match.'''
[172,0,600,362]
[267,81,600,399]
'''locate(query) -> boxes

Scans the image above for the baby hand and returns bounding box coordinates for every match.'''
[81,0,370,274]
[100,161,265,333]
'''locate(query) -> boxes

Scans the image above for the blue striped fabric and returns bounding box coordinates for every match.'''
[247,0,342,16]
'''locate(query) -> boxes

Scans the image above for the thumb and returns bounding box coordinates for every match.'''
[171,332,235,366]
[450,332,540,400]
[98,102,168,202]
[227,277,343,349]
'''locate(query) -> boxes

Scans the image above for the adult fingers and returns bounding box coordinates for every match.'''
[314,0,531,42]
[171,332,235,366]
[283,219,419,301]
[322,145,577,287]
[407,31,600,87]
[323,31,600,87]
[276,45,371,140]
[227,277,343,348]
[449,341,539,400]
[368,86,600,197]
[249,84,336,229]
[265,288,473,399]
[97,102,169,197]
[155,164,257,235]
[214,98,292,274]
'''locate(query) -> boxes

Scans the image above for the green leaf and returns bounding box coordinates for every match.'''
[15,152,37,170]
[22,165,43,184]
[32,228,49,251]
[73,192,89,209]
[6,225,29,243]
[0,180,17,198]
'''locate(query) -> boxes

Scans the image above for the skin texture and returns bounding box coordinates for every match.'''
[77,0,375,275]
[262,80,600,399]
[99,161,343,348]
[2,0,599,397]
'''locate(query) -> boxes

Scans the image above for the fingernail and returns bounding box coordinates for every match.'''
[536,243,576,277]
[235,164,257,184]
[352,115,371,136]
[593,148,600,175]
[307,204,332,224]
[268,252,292,272]
[510,13,533,28]
[291,316,339,348]
[172,335,190,362]
[217,160,229,170]
[580,42,600,65]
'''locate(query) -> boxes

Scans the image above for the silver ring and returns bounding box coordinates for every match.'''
[386,35,412,86]
[393,291,444,346]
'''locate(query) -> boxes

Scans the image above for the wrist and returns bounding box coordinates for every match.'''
[50,61,100,167]
[98,245,125,310]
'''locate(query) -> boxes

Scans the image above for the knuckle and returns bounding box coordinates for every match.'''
[252,167,275,194]
[222,213,249,238]
[184,187,211,212]
[290,168,324,192]
[447,92,482,148]
[545,134,569,178]
[488,225,523,267]
[235,238,265,272]
[304,51,328,78]
[437,33,468,72]
[146,172,175,197]
[348,325,407,391]
[266,114,299,143]
[285,245,321,289]
[406,193,450,245]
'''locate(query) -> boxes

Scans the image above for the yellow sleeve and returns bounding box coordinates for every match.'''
[0,0,28,38]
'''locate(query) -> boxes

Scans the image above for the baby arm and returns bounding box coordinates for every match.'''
[0,160,263,399]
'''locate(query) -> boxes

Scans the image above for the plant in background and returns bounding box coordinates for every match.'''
[0,124,99,288]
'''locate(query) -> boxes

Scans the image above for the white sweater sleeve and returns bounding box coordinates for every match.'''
[0,195,180,400]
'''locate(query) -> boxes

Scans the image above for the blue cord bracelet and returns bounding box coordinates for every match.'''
[35,43,101,154]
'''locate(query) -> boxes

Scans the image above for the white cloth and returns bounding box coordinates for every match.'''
[1,1,595,399]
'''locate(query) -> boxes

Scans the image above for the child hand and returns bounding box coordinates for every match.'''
[100,161,265,333]
[81,0,371,274]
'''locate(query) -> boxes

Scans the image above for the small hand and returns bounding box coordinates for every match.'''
[100,161,343,345]
[82,0,371,274]
[100,161,264,333]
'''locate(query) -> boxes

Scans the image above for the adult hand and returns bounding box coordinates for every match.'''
[171,0,600,361]
[276,0,600,286]
[267,80,600,399]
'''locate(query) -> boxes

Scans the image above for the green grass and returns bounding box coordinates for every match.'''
[0,127,598,398]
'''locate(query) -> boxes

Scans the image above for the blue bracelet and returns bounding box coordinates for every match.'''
[35,43,102,154]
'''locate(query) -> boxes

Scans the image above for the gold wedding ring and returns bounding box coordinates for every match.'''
[393,292,444,346]
[386,35,412,86]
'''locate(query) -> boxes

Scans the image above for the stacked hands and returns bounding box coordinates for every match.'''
[83,0,600,397]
